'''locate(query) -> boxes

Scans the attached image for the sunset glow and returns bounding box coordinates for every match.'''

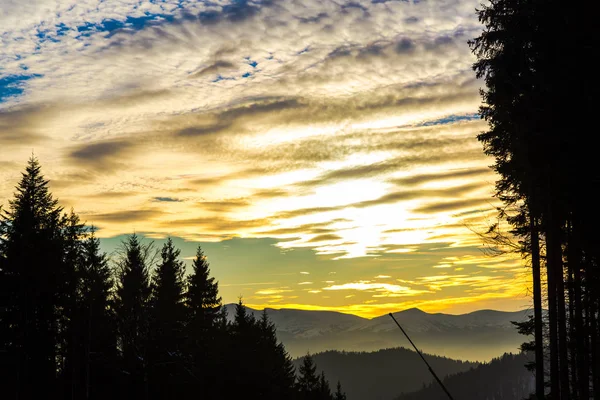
[0,0,530,318]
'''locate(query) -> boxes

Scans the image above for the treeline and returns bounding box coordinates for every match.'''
[396,353,534,400]
[470,0,596,399]
[0,157,346,400]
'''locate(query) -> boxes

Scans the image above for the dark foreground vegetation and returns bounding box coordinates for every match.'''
[0,158,346,400]
[396,353,534,400]
[470,0,596,398]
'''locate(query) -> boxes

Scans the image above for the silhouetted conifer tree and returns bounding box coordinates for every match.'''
[58,211,86,399]
[0,156,66,399]
[470,0,597,397]
[79,230,119,400]
[148,238,186,399]
[334,381,347,400]
[298,353,320,399]
[257,309,297,399]
[318,371,333,400]
[184,245,224,396]
[114,234,153,399]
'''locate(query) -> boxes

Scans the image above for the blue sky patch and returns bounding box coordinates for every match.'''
[246,57,258,68]
[0,74,42,102]
[418,113,479,127]
[213,75,236,83]
[76,13,175,38]
[153,196,182,202]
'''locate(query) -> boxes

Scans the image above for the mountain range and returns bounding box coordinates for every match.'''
[224,304,532,361]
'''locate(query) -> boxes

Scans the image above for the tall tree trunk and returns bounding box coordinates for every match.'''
[571,217,589,400]
[530,208,545,399]
[591,299,600,400]
[567,254,577,397]
[546,215,561,399]
[553,223,570,400]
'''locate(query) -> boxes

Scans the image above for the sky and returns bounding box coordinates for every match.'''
[0,0,530,318]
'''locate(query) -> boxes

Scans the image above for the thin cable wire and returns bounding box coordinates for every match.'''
[388,313,456,400]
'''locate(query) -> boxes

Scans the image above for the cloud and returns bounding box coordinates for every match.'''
[84,209,164,224]
[390,167,491,187]
[307,234,343,243]
[0,104,50,145]
[189,61,236,78]
[198,198,251,213]
[413,198,491,214]
[68,139,136,171]
[0,0,494,263]
[323,281,430,297]
[351,182,485,208]
[153,196,182,202]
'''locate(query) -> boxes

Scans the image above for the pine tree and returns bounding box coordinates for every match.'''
[297,353,320,399]
[148,238,186,399]
[114,234,153,399]
[185,246,222,330]
[257,310,297,399]
[470,0,597,397]
[0,156,66,399]
[318,371,333,400]
[334,381,347,400]
[79,230,119,400]
[184,245,223,396]
[57,210,86,399]
[226,298,260,396]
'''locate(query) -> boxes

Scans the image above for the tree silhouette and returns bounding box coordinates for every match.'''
[114,234,153,399]
[0,156,66,399]
[79,229,119,399]
[318,371,333,400]
[257,309,297,399]
[298,352,320,399]
[148,238,186,399]
[470,0,597,398]
[334,381,347,400]
[184,245,224,396]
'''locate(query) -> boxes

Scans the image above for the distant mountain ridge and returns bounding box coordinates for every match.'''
[224,304,531,361]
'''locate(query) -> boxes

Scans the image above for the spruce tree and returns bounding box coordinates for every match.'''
[185,245,222,330]
[80,230,119,400]
[297,353,320,399]
[184,245,223,396]
[57,210,86,399]
[227,298,260,396]
[114,234,152,399]
[258,310,297,399]
[318,371,333,400]
[0,156,66,398]
[334,381,347,400]
[148,238,186,399]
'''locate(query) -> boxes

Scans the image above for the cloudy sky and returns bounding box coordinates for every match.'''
[0,0,529,317]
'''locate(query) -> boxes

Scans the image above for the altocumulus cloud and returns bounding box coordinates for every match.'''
[0,0,531,316]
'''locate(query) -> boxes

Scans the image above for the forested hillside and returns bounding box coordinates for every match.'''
[294,348,477,400]
[396,353,534,400]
